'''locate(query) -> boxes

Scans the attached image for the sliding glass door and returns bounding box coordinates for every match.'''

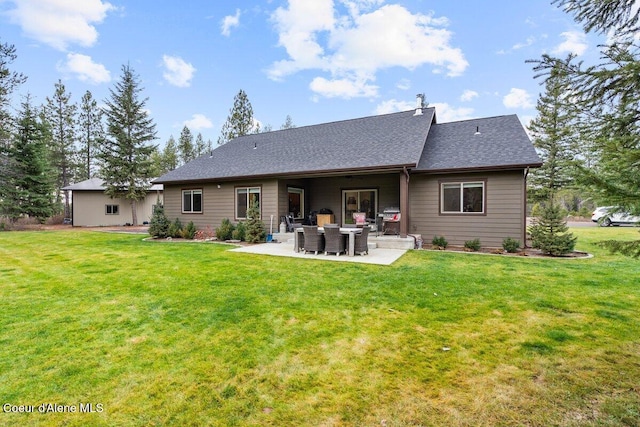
[342,189,377,225]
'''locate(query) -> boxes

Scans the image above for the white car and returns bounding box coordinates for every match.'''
[591,206,640,226]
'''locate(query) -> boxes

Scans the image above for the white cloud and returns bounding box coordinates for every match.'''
[268,1,468,99]
[310,75,378,99]
[184,114,213,130]
[221,9,241,36]
[460,89,478,102]
[396,78,411,91]
[56,53,111,84]
[503,88,534,109]
[430,102,474,123]
[162,55,196,88]
[374,99,415,115]
[553,30,588,56]
[5,0,115,51]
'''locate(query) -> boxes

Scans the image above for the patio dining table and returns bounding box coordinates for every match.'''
[294,227,363,256]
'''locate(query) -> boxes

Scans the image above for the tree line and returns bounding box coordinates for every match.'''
[0,40,295,225]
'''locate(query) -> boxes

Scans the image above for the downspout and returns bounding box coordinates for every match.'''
[523,167,530,248]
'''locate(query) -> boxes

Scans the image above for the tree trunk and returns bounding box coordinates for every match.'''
[131,199,138,226]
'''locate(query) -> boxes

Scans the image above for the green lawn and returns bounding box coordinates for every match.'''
[0,227,639,426]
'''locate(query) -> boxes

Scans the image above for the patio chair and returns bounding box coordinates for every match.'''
[323,224,346,256]
[354,225,369,255]
[353,212,367,227]
[302,225,324,255]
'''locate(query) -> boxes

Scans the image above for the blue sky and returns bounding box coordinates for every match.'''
[1,0,606,147]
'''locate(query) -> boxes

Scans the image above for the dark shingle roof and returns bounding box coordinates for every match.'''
[155,108,435,183]
[416,115,542,172]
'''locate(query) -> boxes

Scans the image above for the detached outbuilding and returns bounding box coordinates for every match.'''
[155,102,541,247]
[63,178,163,227]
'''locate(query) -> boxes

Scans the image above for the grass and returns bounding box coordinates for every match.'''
[0,227,639,426]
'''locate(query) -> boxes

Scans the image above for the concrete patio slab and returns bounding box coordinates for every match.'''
[230,241,408,265]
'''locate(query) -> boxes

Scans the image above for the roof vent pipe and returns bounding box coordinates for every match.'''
[413,93,424,116]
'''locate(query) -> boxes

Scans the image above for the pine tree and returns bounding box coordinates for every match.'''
[217,89,255,145]
[148,203,170,238]
[0,38,27,151]
[100,64,157,226]
[78,90,103,180]
[280,115,296,130]
[528,60,579,203]
[244,200,265,243]
[2,95,54,222]
[529,202,577,256]
[178,125,194,164]
[194,132,208,157]
[531,0,640,256]
[45,80,77,217]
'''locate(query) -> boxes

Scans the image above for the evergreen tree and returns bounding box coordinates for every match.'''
[78,90,103,180]
[178,125,195,164]
[280,115,296,130]
[163,135,179,171]
[2,95,54,222]
[100,64,157,226]
[0,39,27,217]
[45,79,77,217]
[528,60,579,203]
[148,203,170,238]
[244,200,265,243]
[217,89,255,145]
[194,132,208,157]
[531,0,640,256]
[0,38,27,150]
[529,203,577,256]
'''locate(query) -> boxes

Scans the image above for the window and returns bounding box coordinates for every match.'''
[236,187,261,219]
[288,187,305,219]
[182,189,202,213]
[105,204,119,215]
[441,181,485,214]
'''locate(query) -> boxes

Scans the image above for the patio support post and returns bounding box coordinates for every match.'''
[400,167,410,238]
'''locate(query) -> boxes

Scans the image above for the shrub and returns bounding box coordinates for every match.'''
[181,221,197,239]
[464,238,481,251]
[502,237,521,253]
[232,221,246,241]
[216,218,235,241]
[194,226,215,241]
[529,203,577,256]
[148,205,170,238]
[245,201,265,243]
[168,218,184,238]
[432,235,448,249]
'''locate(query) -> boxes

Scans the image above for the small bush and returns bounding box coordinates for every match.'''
[181,221,197,239]
[464,238,481,251]
[432,235,448,249]
[529,203,577,256]
[168,218,184,238]
[232,221,246,241]
[216,218,235,241]
[502,237,521,253]
[194,226,215,240]
[245,201,265,243]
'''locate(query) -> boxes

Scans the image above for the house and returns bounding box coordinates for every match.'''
[154,102,541,247]
[62,178,163,227]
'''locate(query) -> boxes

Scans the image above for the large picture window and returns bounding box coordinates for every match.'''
[236,187,261,219]
[441,181,485,214]
[182,189,202,213]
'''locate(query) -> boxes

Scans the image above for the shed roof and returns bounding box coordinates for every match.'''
[63,178,163,191]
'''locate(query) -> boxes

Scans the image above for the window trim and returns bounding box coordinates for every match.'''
[235,186,262,220]
[287,187,305,220]
[105,204,119,215]
[439,179,487,215]
[182,188,203,214]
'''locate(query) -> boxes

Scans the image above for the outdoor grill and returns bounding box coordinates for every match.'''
[382,207,401,236]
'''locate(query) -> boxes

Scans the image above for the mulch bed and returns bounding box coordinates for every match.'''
[427,245,591,259]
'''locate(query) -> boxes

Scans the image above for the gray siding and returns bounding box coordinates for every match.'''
[409,171,526,247]
[163,180,279,232]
